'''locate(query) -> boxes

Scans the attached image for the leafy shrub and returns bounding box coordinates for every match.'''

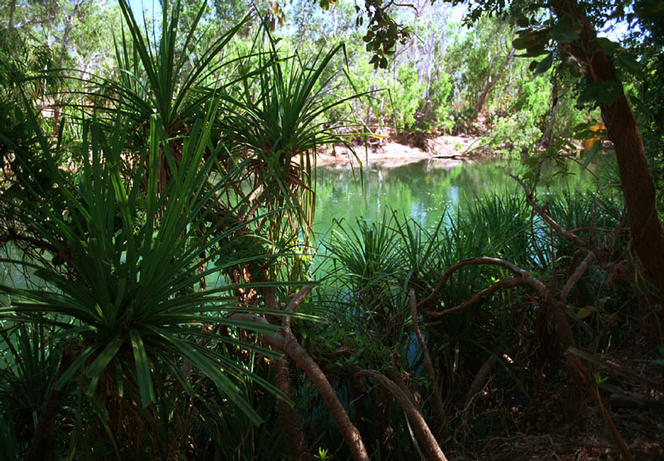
[429,70,455,133]
[388,66,425,132]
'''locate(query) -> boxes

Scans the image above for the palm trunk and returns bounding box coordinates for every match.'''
[273,358,313,461]
[356,370,447,461]
[269,331,369,461]
[262,286,313,461]
[232,285,370,461]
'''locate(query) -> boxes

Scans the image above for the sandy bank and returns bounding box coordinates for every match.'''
[315,135,478,169]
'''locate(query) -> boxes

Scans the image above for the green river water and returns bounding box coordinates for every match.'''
[1,157,614,289]
[312,158,616,241]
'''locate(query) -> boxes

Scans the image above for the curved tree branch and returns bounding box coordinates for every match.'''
[417,256,547,311]
[231,286,369,461]
[356,370,447,461]
[423,277,527,319]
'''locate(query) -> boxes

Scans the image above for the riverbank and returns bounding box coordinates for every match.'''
[316,133,478,169]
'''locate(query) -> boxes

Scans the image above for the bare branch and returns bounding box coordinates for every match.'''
[417,256,546,311]
[0,232,59,254]
[510,174,590,250]
[465,353,499,405]
[283,284,316,330]
[561,252,595,300]
[424,277,527,318]
[285,284,316,313]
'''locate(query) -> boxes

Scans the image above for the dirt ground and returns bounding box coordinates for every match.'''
[446,343,664,461]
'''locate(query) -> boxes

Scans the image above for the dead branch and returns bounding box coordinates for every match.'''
[465,353,499,405]
[424,277,527,318]
[561,252,595,300]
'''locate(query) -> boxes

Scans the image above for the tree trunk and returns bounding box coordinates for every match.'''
[51,0,84,136]
[540,77,559,149]
[232,286,370,461]
[8,0,16,29]
[552,0,664,295]
[273,358,313,461]
[27,345,77,461]
[262,286,313,461]
[409,290,446,430]
[475,48,515,115]
[275,332,370,461]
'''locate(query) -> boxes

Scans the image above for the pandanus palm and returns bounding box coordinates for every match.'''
[222,38,361,247]
[0,108,285,458]
[109,0,246,135]
[67,0,254,195]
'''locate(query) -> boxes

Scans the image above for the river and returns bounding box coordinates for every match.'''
[312,158,615,241]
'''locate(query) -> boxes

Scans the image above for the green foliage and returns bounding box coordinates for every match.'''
[388,66,424,132]
[481,72,551,157]
[100,0,248,140]
[429,70,455,132]
[1,1,658,458]
[0,102,286,456]
[0,27,53,100]
[0,322,61,456]
[10,114,260,372]
[222,38,360,239]
[483,112,542,158]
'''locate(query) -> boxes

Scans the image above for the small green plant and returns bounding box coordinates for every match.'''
[593,372,608,385]
[315,446,332,460]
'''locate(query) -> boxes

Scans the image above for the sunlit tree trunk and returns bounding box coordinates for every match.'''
[51,0,84,136]
[474,48,515,115]
[540,77,559,149]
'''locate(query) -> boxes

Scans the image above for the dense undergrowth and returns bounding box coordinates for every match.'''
[1,1,663,460]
